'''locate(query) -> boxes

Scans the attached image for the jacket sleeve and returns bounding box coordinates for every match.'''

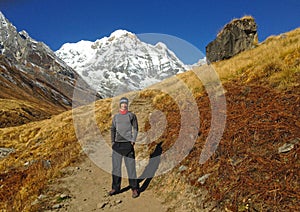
[111,115,116,143]
[131,113,138,142]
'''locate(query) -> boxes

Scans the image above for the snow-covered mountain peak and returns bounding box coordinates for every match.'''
[91,29,137,47]
[109,29,136,39]
[0,11,8,24]
[0,12,15,39]
[19,30,30,39]
[61,40,94,52]
[155,42,168,49]
[56,29,188,98]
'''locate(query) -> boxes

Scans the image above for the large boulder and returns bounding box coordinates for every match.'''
[206,16,258,63]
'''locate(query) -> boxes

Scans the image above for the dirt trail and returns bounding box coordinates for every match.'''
[42,95,174,211]
[46,95,168,211]
[47,155,167,212]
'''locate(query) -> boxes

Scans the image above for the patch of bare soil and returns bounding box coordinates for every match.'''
[39,156,167,212]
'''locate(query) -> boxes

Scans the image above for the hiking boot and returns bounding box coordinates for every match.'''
[108,189,118,196]
[132,189,139,198]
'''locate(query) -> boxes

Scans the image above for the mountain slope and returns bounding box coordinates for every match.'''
[0,12,98,121]
[55,30,188,98]
[0,56,69,125]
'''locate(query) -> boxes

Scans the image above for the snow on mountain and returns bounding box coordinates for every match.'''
[55,30,189,98]
[185,57,207,70]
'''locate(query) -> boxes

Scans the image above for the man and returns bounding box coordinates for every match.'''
[109,97,139,198]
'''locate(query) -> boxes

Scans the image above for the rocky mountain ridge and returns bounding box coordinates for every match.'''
[0,12,97,112]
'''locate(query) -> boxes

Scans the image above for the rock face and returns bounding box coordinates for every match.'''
[206,16,257,63]
[0,12,98,110]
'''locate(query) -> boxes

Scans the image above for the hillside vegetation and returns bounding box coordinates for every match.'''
[0,27,299,211]
[0,56,70,128]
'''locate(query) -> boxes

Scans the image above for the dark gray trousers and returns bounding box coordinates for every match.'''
[112,142,138,191]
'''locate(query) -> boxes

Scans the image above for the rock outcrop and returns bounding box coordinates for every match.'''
[206,16,258,63]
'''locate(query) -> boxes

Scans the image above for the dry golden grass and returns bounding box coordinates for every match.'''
[214,27,300,91]
[142,27,300,210]
[0,99,52,128]
[0,98,112,211]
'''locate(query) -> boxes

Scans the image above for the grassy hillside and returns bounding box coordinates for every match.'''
[0,55,71,127]
[0,99,53,128]
[215,27,300,90]
[150,27,300,211]
[0,27,299,211]
[149,27,300,211]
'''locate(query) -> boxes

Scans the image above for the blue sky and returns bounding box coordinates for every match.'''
[1,0,299,64]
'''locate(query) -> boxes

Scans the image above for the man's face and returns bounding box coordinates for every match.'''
[120,103,128,110]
